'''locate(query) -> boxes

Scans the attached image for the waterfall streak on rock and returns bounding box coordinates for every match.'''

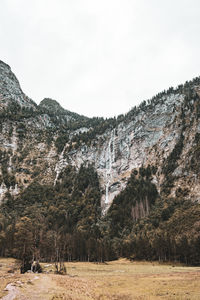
[105,129,116,204]
[54,145,67,186]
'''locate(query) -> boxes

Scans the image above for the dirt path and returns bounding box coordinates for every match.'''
[0,275,49,300]
[2,273,95,300]
[1,283,19,300]
[13,274,55,300]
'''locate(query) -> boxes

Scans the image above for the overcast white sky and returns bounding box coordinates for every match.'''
[1,0,200,118]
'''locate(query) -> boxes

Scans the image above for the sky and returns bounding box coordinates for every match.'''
[1,0,200,118]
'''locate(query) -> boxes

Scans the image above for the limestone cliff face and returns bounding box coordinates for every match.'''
[61,92,200,212]
[0,60,36,110]
[0,60,200,213]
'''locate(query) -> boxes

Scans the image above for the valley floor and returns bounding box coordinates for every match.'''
[0,258,200,300]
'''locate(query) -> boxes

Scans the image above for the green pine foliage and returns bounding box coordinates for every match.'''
[106,168,158,238]
[0,162,200,265]
[0,164,102,262]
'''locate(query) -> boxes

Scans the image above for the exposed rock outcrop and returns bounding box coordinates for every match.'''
[0,60,200,214]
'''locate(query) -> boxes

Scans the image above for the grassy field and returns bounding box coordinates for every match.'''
[0,258,200,299]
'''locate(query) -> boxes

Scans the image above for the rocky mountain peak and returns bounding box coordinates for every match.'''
[39,98,66,114]
[39,98,88,125]
[0,60,36,111]
[0,60,11,71]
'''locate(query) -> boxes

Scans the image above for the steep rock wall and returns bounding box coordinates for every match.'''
[0,60,200,213]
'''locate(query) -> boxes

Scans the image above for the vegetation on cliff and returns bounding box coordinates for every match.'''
[1,61,200,269]
[0,165,199,267]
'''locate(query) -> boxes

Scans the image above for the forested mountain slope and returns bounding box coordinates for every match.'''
[0,60,200,265]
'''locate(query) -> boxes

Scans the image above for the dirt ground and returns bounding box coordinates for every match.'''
[0,258,200,300]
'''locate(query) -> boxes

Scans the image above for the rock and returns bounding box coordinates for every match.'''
[0,59,200,212]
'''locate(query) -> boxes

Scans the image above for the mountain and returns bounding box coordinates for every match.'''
[0,60,36,111]
[0,60,200,264]
[0,60,199,208]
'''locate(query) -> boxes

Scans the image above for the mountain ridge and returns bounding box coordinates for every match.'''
[0,59,200,211]
[0,59,200,264]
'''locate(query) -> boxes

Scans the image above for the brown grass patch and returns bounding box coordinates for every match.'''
[0,258,200,299]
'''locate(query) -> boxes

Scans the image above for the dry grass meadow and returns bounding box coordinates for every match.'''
[0,258,200,299]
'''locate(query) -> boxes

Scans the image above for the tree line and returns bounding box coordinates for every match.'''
[0,164,199,270]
